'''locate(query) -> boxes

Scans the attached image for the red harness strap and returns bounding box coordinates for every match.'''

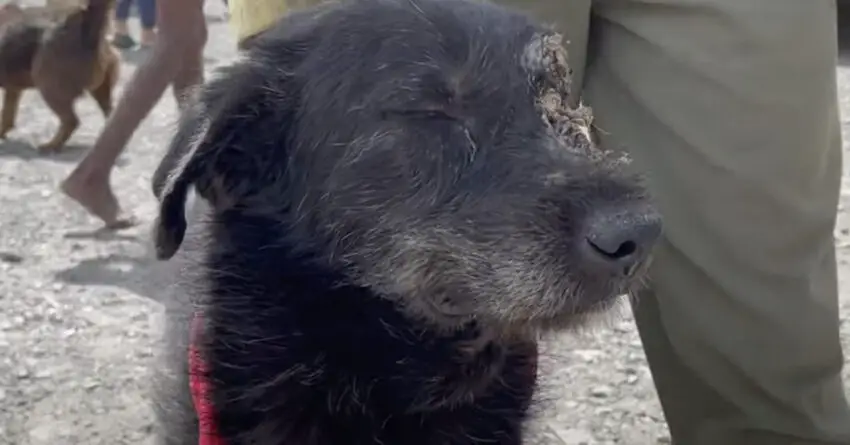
[189,313,226,445]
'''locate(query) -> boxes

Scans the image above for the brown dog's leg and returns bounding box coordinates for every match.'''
[90,55,119,117]
[89,71,115,117]
[0,88,22,138]
[37,88,80,152]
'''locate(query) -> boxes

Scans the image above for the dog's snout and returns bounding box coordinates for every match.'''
[583,206,662,272]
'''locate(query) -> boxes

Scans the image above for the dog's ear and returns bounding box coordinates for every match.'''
[152,58,292,260]
[151,7,332,260]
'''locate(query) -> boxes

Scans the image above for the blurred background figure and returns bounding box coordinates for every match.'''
[111,0,156,49]
[0,2,23,25]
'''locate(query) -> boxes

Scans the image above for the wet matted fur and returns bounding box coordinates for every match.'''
[150,0,661,443]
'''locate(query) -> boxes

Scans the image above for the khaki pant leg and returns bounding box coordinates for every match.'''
[581,1,850,443]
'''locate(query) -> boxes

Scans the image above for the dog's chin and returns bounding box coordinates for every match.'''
[535,293,626,332]
[394,268,648,336]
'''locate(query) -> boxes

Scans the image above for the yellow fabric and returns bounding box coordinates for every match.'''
[228,0,289,43]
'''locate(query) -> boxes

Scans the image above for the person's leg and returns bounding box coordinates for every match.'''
[172,1,207,107]
[580,0,850,443]
[113,0,132,28]
[61,0,208,228]
[112,0,135,49]
[137,0,157,47]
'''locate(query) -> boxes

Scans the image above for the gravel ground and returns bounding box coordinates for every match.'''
[1,4,849,444]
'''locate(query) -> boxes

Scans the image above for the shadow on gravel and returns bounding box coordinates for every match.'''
[0,139,89,162]
[53,253,161,302]
[64,228,140,241]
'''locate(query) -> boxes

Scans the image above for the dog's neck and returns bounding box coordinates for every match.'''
[196,211,531,416]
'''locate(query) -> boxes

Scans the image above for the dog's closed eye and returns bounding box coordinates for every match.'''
[381,109,459,122]
[382,108,478,153]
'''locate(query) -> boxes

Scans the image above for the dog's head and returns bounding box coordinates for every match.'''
[154,0,661,335]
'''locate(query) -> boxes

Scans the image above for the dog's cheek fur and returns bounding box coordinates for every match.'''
[332,144,647,333]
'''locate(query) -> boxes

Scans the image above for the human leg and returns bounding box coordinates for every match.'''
[112,0,135,49]
[136,0,157,46]
[171,1,207,107]
[62,0,208,228]
[581,0,850,443]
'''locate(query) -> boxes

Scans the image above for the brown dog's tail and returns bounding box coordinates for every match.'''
[77,0,114,50]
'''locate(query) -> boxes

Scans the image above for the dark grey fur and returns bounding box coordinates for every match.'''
[149,0,661,443]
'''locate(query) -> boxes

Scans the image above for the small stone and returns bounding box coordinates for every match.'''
[613,321,631,333]
[549,425,594,445]
[590,385,612,398]
[573,349,603,361]
[563,400,579,409]
[0,252,23,263]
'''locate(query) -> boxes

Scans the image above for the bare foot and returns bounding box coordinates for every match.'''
[61,173,137,230]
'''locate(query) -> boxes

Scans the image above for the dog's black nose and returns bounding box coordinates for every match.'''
[583,206,662,273]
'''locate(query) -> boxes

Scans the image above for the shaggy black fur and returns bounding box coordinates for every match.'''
[149,0,661,443]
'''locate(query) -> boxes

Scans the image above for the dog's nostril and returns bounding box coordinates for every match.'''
[587,238,637,260]
[583,207,662,267]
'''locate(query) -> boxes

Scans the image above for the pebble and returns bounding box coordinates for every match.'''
[573,349,604,361]
[590,385,613,398]
[549,425,595,444]
[0,252,23,263]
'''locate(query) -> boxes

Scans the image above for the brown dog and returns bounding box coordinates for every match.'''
[0,0,119,152]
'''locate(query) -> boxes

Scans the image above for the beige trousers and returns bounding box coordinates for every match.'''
[490,0,850,443]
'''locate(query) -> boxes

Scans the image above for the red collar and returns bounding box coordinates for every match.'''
[190,313,226,445]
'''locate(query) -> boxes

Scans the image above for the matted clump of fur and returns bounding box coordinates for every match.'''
[532,32,597,158]
[149,0,661,443]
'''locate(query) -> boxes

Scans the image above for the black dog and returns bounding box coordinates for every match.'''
[150,0,662,443]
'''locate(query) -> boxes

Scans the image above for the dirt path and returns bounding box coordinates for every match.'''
[0,5,848,444]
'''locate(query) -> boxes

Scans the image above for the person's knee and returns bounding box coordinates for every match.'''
[156,0,207,54]
[176,15,207,53]
[155,20,206,65]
